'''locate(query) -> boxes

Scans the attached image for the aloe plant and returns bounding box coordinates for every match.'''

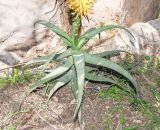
[24,16,137,121]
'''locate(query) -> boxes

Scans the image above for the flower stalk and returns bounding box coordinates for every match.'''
[71,15,81,48]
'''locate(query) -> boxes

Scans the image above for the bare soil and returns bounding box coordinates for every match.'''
[0,55,160,130]
[0,82,157,130]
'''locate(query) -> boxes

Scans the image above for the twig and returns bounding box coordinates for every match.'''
[0,62,26,72]
[49,0,66,21]
[0,31,16,44]
[0,110,29,128]
[50,107,64,128]
[44,0,58,15]
[36,111,59,130]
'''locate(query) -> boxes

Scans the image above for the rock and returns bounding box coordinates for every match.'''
[123,0,160,26]
[106,19,160,55]
[0,50,21,65]
[0,0,62,66]
[82,0,160,30]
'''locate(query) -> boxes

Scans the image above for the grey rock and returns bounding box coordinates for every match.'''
[107,19,160,55]
[0,0,62,66]
[0,50,21,65]
[122,0,160,26]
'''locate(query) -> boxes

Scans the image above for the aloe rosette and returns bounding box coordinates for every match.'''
[24,0,137,121]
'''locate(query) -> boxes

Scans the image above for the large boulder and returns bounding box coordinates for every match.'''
[83,0,160,29]
[0,0,62,66]
[106,19,160,55]
[123,0,160,26]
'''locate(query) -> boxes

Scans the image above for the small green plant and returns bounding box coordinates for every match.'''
[105,114,113,130]
[0,68,32,86]
[105,106,129,130]
[157,77,160,86]
[99,84,130,101]
[156,57,160,73]
[98,78,137,102]
[88,124,97,130]
[8,126,16,130]
[24,1,137,121]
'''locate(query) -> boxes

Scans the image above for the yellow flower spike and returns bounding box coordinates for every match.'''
[67,0,95,16]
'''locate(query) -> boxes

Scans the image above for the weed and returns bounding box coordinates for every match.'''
[119,111,126,126]
[98,78,135,102]
[99,65,160,130]
[157,78,160,86]
[99,86,125,101]
[105,112,113,130]
[88,124,97,130]
[157,56,160,70]
[0,68,33,87]
[8,126,16,130]
[120,53,135,72]
[104,106,139,130]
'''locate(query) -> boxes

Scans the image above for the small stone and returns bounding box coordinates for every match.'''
[133,119,142,124]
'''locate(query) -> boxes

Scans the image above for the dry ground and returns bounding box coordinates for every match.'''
[0,55,160,130]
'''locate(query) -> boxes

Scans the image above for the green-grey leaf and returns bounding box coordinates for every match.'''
[47,70,72,101]
[78,25,134,48]
[70,57,95,100]
[94,50,124,58]
[37,20,72,46]
[85,66,98,72]
[72,53,85,119]
[47,45,66,63]
[56,50,72,60]
[70,65,78,99]
[26,56,73,94]
[85,72,118,85]
[44,83,50,96]
[56,50,85,61]
[85,53,137,93]
[24,45,66,68]
[24,55,49,69]
[81,27,97,38]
